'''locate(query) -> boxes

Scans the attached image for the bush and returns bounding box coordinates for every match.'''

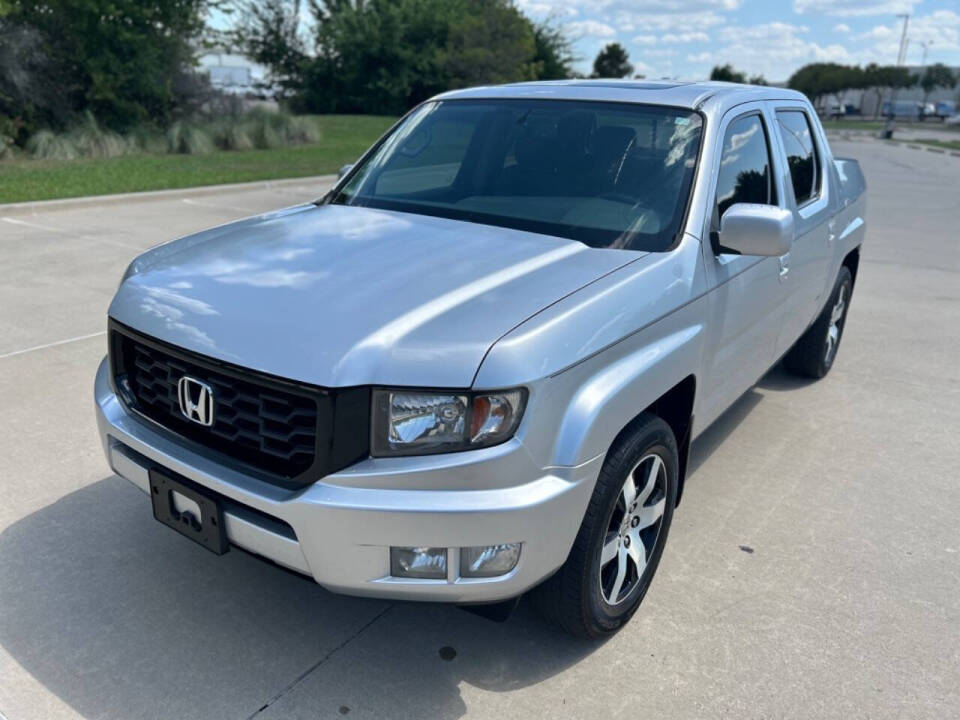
[22,109,321,160]
[210,120,254,151]
[125,126,167,154]
[0,115,17,161]
[166,121,214,155]
[69,113,128,158]
[287,115,321,144]
[26,130,79,160]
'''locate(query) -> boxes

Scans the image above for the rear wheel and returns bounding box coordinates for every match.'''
[531,414,678,638]
[784,266,853,379]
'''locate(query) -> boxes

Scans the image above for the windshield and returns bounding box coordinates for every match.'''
[330,99,703,251]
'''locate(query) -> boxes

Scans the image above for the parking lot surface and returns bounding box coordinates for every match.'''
[1,141,958,719]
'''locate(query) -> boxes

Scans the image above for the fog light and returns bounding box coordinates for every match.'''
[460,544,521,578]
[390,546,447,579]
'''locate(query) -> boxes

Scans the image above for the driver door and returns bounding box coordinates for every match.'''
[697,104,791,429]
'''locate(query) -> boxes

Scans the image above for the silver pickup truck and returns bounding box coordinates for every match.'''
[95,80,866,637]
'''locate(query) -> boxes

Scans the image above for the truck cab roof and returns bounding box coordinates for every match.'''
[436,79,811,117]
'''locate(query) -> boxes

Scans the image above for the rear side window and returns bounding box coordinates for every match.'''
[715,114,775,219]
[776,110,820,205]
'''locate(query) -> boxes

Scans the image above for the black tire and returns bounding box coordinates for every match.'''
[531,413,678,638]
[784,266,853,379]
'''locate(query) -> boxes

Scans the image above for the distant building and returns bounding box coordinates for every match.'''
[831,65,960,118]
[198,51,272,97]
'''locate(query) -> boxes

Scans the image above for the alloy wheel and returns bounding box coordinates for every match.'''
[825,284,847,365]
[599,453,667,605]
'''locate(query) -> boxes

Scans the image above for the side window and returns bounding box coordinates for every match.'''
[775,110,820,206]
[715,114,775,219]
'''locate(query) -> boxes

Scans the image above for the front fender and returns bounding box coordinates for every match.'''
[551,324,702,467]
[474,234,707,470]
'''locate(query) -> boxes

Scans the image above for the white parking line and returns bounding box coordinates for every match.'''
[181,197,254,213]
[1,217,143,251]
[0,331,107,361]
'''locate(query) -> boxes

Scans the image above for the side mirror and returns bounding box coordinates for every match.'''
[717,203,794,257]
[337,163,354,180]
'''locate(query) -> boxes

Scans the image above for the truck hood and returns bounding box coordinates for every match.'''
[110,204,641,388]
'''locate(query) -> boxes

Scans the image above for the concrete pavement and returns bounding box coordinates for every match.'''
[1,142,958,719]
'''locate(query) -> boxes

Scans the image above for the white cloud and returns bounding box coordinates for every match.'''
[900,10,960,47]
[514,0,578,18]
[854,25,895,41]
[661,31,711,43]
[564,20,617,39]
[687,51,712,63]
[834,23,851,34]
[793,0,919,17]
[642,48,679,58]
[633,60,655,76]
[617,10,726,32]
[712,22,851,80]
[633,34,659,45]
[846,11,960,66]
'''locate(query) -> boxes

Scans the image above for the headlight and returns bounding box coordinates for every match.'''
[371,388,526,457]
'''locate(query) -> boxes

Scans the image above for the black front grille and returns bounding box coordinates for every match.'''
[109,323,370,488]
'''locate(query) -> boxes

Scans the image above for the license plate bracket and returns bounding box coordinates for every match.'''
[149,468,228,555]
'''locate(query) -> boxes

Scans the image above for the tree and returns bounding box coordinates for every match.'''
[438,1,540,88]
[920,63,957,105]
[592,43,632,79]
[236,0,564,115]
[231,0,305,99]
[0,0,213,132]
[748,74,768,86]
[861,64,913,117]
[788,63,868,110]
[710,64,746,83]
[531,20,574,80]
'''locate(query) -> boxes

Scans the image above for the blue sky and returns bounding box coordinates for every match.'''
[516,0,960,81]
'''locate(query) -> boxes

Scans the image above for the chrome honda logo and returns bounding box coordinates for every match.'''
[177,376,214,426]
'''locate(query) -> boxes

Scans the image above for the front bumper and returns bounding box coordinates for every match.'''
[95,357,602,602]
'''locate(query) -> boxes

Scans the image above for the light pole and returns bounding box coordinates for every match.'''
[919,40,932,69]
[896,13,910,66]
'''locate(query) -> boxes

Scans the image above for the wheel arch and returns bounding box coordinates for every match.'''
[607,375,696,506]
[842,245,861,285]
[550,322,702,472]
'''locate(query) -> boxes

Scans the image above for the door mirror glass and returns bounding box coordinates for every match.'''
[718,203,794,257]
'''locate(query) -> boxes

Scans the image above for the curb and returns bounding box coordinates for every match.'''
[0,174,338,217]
[827,131,960,158]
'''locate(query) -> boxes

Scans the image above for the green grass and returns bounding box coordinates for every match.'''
[822,118,960,134]
[908,138,960,151]
[820,119,888,132]
[0,115,396,204]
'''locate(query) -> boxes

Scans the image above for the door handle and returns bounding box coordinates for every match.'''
[778,256,789,281]
[828,220,836,245]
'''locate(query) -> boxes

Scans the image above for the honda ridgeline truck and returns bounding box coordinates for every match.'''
[96,81,866,637]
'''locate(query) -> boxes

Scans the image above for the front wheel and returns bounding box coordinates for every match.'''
[531,414,678,638]
[784,266,853,379]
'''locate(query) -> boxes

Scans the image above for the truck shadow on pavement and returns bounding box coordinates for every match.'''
[0,367,782,719]
[0,477,602,719]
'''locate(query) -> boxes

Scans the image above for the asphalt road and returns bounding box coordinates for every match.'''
[1,141,958,720]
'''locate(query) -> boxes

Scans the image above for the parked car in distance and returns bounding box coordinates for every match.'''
[96,80,867,637]
[935,101,957,120]
[824,102,845,119]
[882,100,921,119]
